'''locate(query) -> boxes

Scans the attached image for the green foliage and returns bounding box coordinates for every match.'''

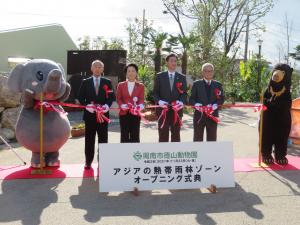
[291,70,300,99]
[138,65,155,103]
[230,57,271,102]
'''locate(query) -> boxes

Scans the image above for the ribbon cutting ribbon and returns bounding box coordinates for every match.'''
[157,105,169,129]
[34,101,67,115]
[34,100,267,125]
[127,103,149,124]
[92,104,111,124]
[221,103,267,112]
[156,102,183,128]
[193,105,220,123]
[171,102,183,127]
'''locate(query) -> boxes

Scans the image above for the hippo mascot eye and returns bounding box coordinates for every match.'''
[7,59,71,168]
[260,63,293,165]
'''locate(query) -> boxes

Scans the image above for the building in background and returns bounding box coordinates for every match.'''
[0,23,77,74]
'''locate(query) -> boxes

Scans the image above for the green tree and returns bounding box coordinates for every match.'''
[125,17,153,65]
[149,31,168,74]
[77,35,91,50]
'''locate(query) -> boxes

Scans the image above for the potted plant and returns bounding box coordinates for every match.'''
[71,123,85,137]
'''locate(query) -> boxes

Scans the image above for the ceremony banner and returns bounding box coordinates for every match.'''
[99,142,234,192]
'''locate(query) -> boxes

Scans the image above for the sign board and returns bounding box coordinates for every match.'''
[99,142,234,192]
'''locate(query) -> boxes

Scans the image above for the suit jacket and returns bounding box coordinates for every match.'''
[78,76,116,121]
[153,71,187,116]
[189,79,224,117]
[116,81,145,116]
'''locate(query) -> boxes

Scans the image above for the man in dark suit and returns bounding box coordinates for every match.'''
[78,60,115,169]
[153,53,187,142]
[189,63,224,141]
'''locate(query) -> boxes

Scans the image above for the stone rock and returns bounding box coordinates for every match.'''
[0,107,4,113]
[0,75,21,108]
[0,127,15,140]
[1,107,21,131]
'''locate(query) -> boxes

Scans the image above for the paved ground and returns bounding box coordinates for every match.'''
[0,108,300,225]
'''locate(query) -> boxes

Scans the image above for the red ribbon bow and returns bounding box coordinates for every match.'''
[157,104,169,129]
[91,104,111,123]
[194,105,220,123]
[34,100,67,115]
[176,82,183,94]
[127,103,149,124]
[171,101,183,127]
[103,84,113,98]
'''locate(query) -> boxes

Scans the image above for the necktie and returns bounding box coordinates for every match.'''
[169,73,174,91]
[95,78,99,95]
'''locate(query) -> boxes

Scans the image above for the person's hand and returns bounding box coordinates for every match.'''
[120,104,128,110]
[138,104,145,110]
[194,103,202,107]
[158,100,168,107]
[212,104,218,111]
[86,104,95,113]
[176,100,183,106]
[102,104,109,113]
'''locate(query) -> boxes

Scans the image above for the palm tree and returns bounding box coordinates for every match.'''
[149,31,168,74]
[166,34,197,75]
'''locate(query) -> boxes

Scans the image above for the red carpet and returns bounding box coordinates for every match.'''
[0,156,299,180]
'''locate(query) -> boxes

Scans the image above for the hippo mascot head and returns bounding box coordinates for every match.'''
[7,59,71,168]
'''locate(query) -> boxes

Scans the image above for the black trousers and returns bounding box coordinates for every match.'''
[158,110,181,142]
[193,114,217,142]
[119,113,141,143]
[84,118,108,165]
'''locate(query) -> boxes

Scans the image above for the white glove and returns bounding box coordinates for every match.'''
[86,104,95,113]
[120,104,128,110]
[138,104,145,110]
[158,100,168,107]
[102,104,109,113]
[212,104,218,110]
[176,100,183,106]
[194,103,202,107]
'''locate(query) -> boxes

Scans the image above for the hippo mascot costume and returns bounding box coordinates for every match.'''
[7,59,71,168]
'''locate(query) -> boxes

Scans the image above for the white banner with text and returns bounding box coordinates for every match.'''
[99,142,234,192]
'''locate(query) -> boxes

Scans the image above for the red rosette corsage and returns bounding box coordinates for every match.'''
[176,82,183,94]
[214,88,221,100]
[103,84,113,98]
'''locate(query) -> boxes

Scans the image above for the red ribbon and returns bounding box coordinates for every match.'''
[127,103,149,124]
[34,101,67,115]
[34,100,267,125]
[193,105,220,123]
[93,105,111,123]
[222,103,267,112]
[171,102,183,127]
[157,105,169,128]
[103,84,113,98]
[176,82,183,94]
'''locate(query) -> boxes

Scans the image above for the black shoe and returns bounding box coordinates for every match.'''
[84,164,91,170]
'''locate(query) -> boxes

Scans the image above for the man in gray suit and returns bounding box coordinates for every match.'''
[189,63,224,141]
[153,53,187,142]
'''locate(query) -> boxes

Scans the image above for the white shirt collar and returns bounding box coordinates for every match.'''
[93,75,100,80]
[204,78,211,84]
[168,71,175,79]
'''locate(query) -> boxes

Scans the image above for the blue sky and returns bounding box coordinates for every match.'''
[1,0,299,67]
